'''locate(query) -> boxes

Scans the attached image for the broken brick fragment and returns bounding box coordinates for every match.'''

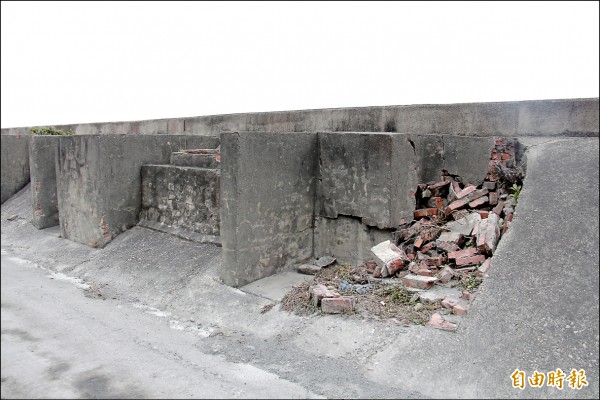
[466,188,489,202]
[371,240,410,277]
[437,266,455,283]
[455,254,486,266]
[441,296,459,309]
[447,248,478,260]
[456,185,477,199]
[453,304,468,316]
[309,284,340,307]
[414,208,438,218]
[492,200,505,216]
[437,241,461,253]
[321,297,353,314]
[468,196,489,208]
[444,198,470,214]
[402,274,438,290]
[426,313,457,331]
[477,258,492,276]
[489,191,498,206]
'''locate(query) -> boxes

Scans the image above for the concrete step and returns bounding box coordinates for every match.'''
[170,149,220,169]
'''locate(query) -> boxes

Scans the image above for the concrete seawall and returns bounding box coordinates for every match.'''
[2,98,598,137]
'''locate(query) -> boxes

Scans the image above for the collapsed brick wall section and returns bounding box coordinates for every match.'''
[301,137,525,324]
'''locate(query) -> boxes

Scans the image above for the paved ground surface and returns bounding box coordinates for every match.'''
[1,137,598,399]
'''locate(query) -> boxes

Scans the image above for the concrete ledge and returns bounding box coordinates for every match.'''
[2,98,597,137]
[1,135,30,204]
[137,219,221,246]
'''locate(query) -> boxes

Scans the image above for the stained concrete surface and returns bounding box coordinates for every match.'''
[1,137,598,399]
[239,270,313,302]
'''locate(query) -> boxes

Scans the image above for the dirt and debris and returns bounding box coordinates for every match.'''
[281,138,525,330]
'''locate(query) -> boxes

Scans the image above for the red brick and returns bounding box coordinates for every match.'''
[456,185,477,199]
[445,198,469,214]
[402,274,438,290]
[321,297,353,314]
[417,269,434,277]
[492,200,505,216]
[461,290,472,300]
[474,210,489,218]
[495,138,506,146]
[364,260,378,272]
[373,267,382,278]
[441,296,460,309]
[469,196,489,208]
[414,208,438,218]
[414,236,424,248]
[426,313,457,331]
[421,255,445,267]
[420,242,435,253]
[453,304,468,316]
[437,241,461,253]
[310,284,340,307]
[448,248,478,259]
[500,153,511,160]
[455,254,486,266]
[466,188,489,202]
[489,192,498,206]
[386,258,405,276]
[437,266,455,283]
[428,180,450,190]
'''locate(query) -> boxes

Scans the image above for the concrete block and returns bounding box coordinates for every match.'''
[1,135,30,204]
[140,165,220,236]
[317,132,418,229]
[219,131,318,287]
[29,135,60,229]
[55,134,216,248]
[413,135,495,186]
[313,215,394,266]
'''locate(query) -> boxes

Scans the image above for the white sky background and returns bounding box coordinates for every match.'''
[1,1,599,128]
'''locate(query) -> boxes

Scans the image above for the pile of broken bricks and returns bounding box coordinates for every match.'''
[294,138,522,330]
[366,138,521,330]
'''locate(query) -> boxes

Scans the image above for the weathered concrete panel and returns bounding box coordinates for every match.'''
[29,136,60,228]
[140,165,220,236]
[56,134,218,248]
[517,99,600,136]
[413,134,495,186]
[313,216,394,266]
[317,132,417,229]
[1,135,30,204]
[220,131,318,287]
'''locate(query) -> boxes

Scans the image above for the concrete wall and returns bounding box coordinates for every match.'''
[317,132,418,229]
[412,134,494,186]
[219,131,507,285]
[2,98,598,137]
[1,135,30,204]
[29,136,60,229]
[220,131,318,287]
[56,134,218,248]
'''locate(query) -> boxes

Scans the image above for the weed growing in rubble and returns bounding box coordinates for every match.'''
[511,183,522,203]
[382,285,416,305]
[461,274,482,291]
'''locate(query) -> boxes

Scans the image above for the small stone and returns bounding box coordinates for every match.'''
[314,256,336,267]
[414,303,424,311]
[297,264,322,275]
[6,214,18,221]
